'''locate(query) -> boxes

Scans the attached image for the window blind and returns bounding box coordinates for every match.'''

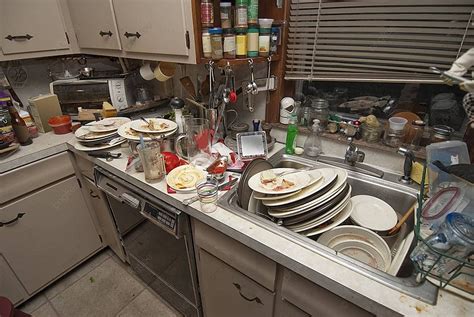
[285,0,474,82]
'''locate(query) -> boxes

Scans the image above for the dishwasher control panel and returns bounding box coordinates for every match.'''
[143,202,177,233]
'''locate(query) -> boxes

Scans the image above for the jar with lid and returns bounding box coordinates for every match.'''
[202,29,212,58]
[209,27,223,60]
[235,0,248,28]
[247,0,258,25]
[258,18,273,57]
[383,117,407,148]
[223,29,236,59]
[220,2,232,29]
[407,120,426,150]
[431,125,454,143]
[247,26,259,57]
[309,98,330,129]
[235,28,247,58]
[200,0,214,28]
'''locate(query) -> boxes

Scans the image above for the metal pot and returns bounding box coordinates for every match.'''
[79,67,94,78]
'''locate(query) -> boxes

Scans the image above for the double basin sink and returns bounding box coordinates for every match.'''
[218,149,439,304]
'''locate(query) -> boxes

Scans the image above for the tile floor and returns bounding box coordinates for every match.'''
[18,249,181,317]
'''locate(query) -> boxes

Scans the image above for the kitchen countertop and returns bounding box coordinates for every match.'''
[67,139,472,317]
[0,132,74,173]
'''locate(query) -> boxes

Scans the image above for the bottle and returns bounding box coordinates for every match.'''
[202,29,212,58]
[247,25,259,57]
[235,0,248,28]
[247,0,258,25]
[200,0,214,28]
[304,119,323,157]
[7,99,32,145]
[285,115,298,154]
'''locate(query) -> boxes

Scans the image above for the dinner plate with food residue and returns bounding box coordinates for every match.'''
[86,117,131,133]
[166,165,206,192]
[247,168,312,195]
[117,121,177,141]
[130,118,177,134]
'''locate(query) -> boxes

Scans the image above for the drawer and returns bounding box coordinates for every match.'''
[0,152,74,204]
[74,153,95,181]
[192,219,277,291]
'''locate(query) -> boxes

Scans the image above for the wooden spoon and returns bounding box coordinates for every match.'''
[388,202,418,235]
[180,76,197,99]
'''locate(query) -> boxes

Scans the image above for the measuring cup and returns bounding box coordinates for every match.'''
[175,118,213,169]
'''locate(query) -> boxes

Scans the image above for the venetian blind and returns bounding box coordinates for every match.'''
[285,0,474,82]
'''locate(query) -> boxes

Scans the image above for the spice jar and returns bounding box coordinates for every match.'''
[248,0,259,25]
[235,0,248,28]
[247,25,259,57]
[202,29,212,58]
[220,2,232,29]
[200,0,214,28]
[223,28,236,59]
[235,28,247,58]
[209,27,223,60]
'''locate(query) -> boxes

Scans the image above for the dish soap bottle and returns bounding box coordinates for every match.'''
[304,119,322,157]
[285,114,298,154]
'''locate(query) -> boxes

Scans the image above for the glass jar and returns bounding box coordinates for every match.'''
[309,98,330,129]
[220,2,232,29]
[235,28,247,58]
[408,120,426,150]
[200,0,214,28]
[209,27,223,60]
[235,0,248,28]
[247,26,259,57]
[247,0,259,25]
[202,29,212,58]
[361,123,383,143]
[223,29,236,59]
[270,26,279,55]
[431,125,454,143]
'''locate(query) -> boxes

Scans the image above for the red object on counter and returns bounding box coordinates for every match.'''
[162,152,187,174]
[48,115,72,134]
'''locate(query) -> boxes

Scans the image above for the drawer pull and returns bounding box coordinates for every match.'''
[232,283,263,305]
[0,213,25,227]
[89,189,100,199]
[5,34,33,41]
[99,30,113,37]
[124,31,141,39]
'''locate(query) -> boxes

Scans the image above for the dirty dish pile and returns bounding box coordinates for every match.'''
[117,118,178,142]
[73,117,130,151]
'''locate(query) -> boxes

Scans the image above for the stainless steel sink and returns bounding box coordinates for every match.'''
[218,149,439,304]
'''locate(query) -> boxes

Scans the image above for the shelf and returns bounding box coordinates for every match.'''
[200,55,280,67]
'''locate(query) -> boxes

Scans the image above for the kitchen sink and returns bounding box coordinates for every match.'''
[218,149,439,304]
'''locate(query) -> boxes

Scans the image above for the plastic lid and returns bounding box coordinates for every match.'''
[248,26,259,32]
[388,117,408,131]
[220,2,231,7]
[271,27,280,32]
[446,213,474,244]
[223,28,235,35]
[412,120,426,126]
[208,27,223,34]
[235,0,247,5]
[235,28,248,34]
[259,18,274,29]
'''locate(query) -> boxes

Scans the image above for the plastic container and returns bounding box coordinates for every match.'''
[235,28,247,58]
[383,117,408,148]
[258,23,272,57]
[209,27,223,60]
[258,18,274,30]
[247,26,259,57]
[220,2,232,29]
[270,26,279,55]
[202,29,212,58]
[200,0,214,28]
[235,0,248,28]
[48,115,72,134]
[388,117,408,131]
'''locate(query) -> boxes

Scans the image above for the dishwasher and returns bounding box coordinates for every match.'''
[95,167,201,317]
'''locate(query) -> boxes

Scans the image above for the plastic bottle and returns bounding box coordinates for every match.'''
[285,115,298,154]
[304,119,323,157]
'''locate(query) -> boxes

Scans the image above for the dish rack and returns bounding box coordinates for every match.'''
[412,164,474,294]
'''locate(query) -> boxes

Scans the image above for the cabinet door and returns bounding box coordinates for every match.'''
[0,254,27,305]
[1,0,69,55]
[113,0,189,56]
[0,176,102,294]
[67,0,121,50]
[197,249,274,317]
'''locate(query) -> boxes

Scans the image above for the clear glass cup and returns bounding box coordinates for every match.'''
[196,177,219,213]
[137,142,165,182]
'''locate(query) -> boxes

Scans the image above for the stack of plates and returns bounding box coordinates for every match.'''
[317,225,392,272]
[248,167,353,236]
[74,117,130,151]
[117,118,178,142]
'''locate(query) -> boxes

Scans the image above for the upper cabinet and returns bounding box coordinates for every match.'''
[112,0,190,56]
[1,0,70,55]
[67,0,121,50]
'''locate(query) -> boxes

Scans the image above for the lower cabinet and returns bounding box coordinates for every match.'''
[0,255,27,305]
[0,176,102,295]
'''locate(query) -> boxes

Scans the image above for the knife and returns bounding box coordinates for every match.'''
[88,151,122,161]
[182,178,238,206]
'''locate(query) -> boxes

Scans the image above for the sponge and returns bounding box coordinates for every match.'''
[411,161,429,186]
[102,101,118,118]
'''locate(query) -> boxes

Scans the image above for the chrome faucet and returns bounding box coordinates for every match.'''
[344,137,365,166]
[397,147,414,184]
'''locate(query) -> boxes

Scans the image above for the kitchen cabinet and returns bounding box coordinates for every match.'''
[0,254,27,306]
[0,176,102,294]
[67,0,121,51]
[1,0,70,55]
[112,0,191,56]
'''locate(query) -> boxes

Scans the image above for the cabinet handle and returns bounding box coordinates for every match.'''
[99,30,113,37]
[5,34,33,41]
[89,189,100,199]
[232,283,263,305]
[124,31,141,39]
[0,213,26,227]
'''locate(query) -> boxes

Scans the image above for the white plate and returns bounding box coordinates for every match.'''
[350,195,398,231]
[118,121,177,141]
[86,117,131,132]
[302,201,354,237]
[317,225,392,267]
[248,191,265,214]
[75,125,117,141]
[248,168,312,195]
[166,165,206,192]
[332,240,388,272]
[388,231,414,276]
[130,118,177,134]
[73,138,127,152]
[263,168,341,207]
[254,189,302,201]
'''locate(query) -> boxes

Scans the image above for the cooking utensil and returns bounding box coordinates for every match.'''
[265,56,272,104]
[180,76,197,99]
[388,202,417,235]
[200,75,210,98]
[183,178,238,205]
[246,59,258,95]
[88,151,122,161]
